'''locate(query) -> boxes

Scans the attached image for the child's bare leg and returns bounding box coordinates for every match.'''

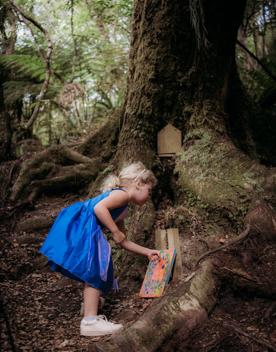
[83,284,100,317]
[81,284,122,336]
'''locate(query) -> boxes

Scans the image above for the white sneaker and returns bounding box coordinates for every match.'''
[80,315,123,337]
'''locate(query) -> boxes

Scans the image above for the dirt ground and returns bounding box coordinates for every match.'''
[1,193,276,352]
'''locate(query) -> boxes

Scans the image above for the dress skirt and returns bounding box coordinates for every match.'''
[39,190,126,294]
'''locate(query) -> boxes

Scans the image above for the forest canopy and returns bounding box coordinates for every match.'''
[1,0,275,151]
[1,0,132,147]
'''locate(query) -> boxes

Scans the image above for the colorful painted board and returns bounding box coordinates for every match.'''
[139,249,176,298]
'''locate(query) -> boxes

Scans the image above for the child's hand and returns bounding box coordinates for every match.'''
[147,249,160,262]
[112,230,126,245]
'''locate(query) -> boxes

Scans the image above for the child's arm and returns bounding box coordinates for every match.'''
[120,240,159,260]
[117,220,159,260]
[94,190,129,244]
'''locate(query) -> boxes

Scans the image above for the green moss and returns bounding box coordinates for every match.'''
[175,128,266,224]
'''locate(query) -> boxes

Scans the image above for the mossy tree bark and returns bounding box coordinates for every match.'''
[116,0,251,163]
[116,0,195,164]
[114,0,275,223]
[93,0,276,351]
[113,0,243,247]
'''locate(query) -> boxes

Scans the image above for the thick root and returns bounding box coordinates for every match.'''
[245,199,276,240]
[10,114,121,201]
[175,128,275,223]
[195,200,276,267]
[16,215,53,232]
[10,146,101,201]
[27,160,101,202]
[92,260,217,352]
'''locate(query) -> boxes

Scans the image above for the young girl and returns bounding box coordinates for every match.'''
[39,162,159,337]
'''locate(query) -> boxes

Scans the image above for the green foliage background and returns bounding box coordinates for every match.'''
[237,0,276,102]
[1,0,132,145]
[1,0,275,148]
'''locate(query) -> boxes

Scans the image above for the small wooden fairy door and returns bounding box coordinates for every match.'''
[157,123,182,157]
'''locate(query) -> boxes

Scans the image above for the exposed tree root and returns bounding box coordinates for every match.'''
[27,159,102,202]
[175,128,276,223]
[245,199,276,240]
[91,260,217,352]
[9,114,121,202]
[0,200,34,222]
[10,146,89,198]
[10,146,102,201]
[195,200,276,267]
[16,215,53,232]
[0,160,19,205]
[77,114,120,159]
[195,224,251,268]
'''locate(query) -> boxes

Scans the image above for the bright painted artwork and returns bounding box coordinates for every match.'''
[139,249,176,298]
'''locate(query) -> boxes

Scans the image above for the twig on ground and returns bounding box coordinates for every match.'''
[195,225,251,268]
[223,322,276,352]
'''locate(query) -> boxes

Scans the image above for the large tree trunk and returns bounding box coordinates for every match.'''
[115,0,275,224]
[116,0,248,162]
[93,0,276,350]
[116,0,194,164]
[114,0,249,249]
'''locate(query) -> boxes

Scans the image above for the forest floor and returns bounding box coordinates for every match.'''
[1,192,276,352]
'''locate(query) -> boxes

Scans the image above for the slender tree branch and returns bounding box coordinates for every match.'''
[243,0,258,32]
[17,16,63,84]
[195,225,251,268]
[69,0,83,80]
[10,1,53,130]
[237,39,276,83]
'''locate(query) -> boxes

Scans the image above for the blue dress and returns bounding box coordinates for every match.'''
[39,189,127,294]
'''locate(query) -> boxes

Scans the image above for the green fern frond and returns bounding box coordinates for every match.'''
[3,81,41,104]
[0,54,45,81]
[3,79,62,104]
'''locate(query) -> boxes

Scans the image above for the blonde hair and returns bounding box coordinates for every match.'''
[100,162,157,192]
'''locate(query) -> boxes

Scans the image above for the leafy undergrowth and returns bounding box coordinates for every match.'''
[1,193,276,352]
